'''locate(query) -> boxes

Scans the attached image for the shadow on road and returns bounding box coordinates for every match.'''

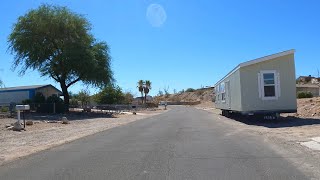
[24,111,115,121]
[227,115,320,128]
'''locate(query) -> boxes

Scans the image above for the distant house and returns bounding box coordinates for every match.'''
[0,84,62,105]
[296,84,320,97]
[132,96,154,104]
[297,75,320,84]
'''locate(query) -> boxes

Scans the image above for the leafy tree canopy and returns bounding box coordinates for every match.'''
[93,85,125,104]
[8,4,113,108]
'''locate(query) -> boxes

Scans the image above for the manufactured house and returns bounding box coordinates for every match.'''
[215,50,297,118]
[0,84,62,105]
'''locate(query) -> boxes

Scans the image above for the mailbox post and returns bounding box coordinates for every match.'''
[16,105,30,129]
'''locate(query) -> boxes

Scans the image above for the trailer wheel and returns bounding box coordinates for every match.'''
[221,110,225,116]
[222,110,231,118]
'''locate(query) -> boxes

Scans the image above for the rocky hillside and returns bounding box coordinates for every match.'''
[155,88,214,103]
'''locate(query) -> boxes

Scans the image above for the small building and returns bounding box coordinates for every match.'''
[132,96,154,104]
[296,84,320,97]
[297,75,320,84]
[215,50,297,117]
[0,84,62,105]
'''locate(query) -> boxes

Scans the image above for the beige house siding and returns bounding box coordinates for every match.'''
[36,86,61,99]
[215,69,242,111]
[239,54,297,112]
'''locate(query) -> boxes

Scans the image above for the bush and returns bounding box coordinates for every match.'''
[33,92,46,103]
[46,94,63,104]
[22,99,32,105]
[0,106,9,112]
[185,88,195,92]
[146,102,158,108]
[297,91,313,98]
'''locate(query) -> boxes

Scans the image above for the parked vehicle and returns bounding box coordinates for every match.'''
[215,50,297,119]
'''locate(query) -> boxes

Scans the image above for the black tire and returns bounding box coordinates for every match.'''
[225,110,230,118]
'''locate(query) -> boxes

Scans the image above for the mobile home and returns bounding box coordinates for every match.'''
[215,50,297,118]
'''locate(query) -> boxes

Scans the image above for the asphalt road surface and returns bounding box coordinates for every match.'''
[0,106,310,180]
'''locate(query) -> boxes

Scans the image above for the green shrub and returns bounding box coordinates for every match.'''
[33,92,46,103]
[146,102,158,108]
[0,106,9,112]
[22,99,32,105]
[185,88,195,92]
[297,91,313,98]
[46,94,63,104]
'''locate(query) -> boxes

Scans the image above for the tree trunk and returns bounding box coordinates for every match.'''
[144,93,147,104]
[60,81,70,112]
[141,92,144,104]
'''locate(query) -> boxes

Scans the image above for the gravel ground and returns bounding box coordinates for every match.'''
[0,109,167,166]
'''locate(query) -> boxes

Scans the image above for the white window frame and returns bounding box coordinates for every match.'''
[220,82,226,102]
[258,70,280,100]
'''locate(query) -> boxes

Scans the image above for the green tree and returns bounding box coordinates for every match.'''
[8,4,113,111]
[93,85,124,104]
[122,92,134,104]
[185,88,196,92]
[137,80,145,104]
[144,80,152,103]
[77,89,91,107]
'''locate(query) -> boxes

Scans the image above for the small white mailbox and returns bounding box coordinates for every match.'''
[16,105,30,129]
[16,105,30,111]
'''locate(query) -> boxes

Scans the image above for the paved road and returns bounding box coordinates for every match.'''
[0,106,310,179]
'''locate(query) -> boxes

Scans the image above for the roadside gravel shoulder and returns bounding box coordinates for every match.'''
[0,109,167,166]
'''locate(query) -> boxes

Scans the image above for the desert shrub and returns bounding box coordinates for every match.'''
[146,102,158,108]
[33,92,46,103]
[34,95,65,113]
[297,91,313,98]
[46,94,64,104]
[70,98,79,107]
[22,99,32,105]
[185,88,195,92]
[122,92,134,104]
[0,106,9,112]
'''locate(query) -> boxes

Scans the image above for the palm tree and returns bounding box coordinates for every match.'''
[144,80,152,104]
[137,80,145,104]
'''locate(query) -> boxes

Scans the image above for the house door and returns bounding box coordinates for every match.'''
[225,81,231,109]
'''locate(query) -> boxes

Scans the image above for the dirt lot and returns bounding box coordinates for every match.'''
[0,108,166,166]
[195,99,320,142]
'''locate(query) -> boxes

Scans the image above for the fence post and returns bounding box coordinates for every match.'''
[53,103,56,114]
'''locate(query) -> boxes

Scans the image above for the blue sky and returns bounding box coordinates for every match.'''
[1,0,320,96]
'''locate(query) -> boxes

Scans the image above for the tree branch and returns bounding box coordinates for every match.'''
[49,72,60,82]
[66,77,81,88]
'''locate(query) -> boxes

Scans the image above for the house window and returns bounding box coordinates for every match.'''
[263,73,275,97]
[258,70,280,100]
[220,83,226,101]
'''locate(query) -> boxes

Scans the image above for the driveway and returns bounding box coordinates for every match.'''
[0,106,313,179]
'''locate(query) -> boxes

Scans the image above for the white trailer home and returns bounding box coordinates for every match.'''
[215,50,297,118]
